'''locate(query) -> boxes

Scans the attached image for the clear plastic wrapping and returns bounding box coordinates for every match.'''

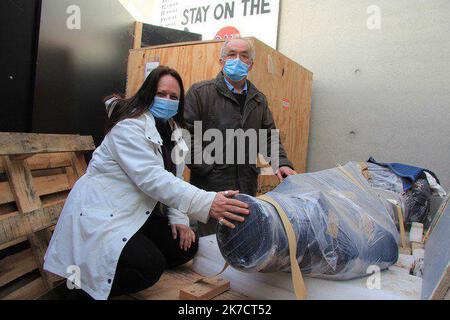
[217,162,400,280]
[365,163,404,194]
[365,163,433,226]
[403,178,432,226]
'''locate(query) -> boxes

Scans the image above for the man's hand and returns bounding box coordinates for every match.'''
[171,224,196,251]
[276,166,297,182]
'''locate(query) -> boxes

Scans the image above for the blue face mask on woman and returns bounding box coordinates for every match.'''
[149,97,179,121]
[223,58,250,82]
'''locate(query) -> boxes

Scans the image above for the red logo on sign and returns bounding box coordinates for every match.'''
[215,26,241,41]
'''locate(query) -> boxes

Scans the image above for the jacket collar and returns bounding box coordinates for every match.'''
[143,112,187,151]
[214,71,259,101]
[144,112,163,146]
[223,75,248,94]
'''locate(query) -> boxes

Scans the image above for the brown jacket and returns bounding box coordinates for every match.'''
[184,72,293,196]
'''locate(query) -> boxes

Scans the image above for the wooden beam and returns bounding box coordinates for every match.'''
[0,153,73,174]
[0,249,38,287]
[0,133,95,156]
[66,152,87,188]
[133,22,143,49]
[2,156,56,289]
[65,167,78,189]
[70,152,88,177]
[26,153,72,170]
[3,156,41,213]
[0,201,64,246]
[0,237,27,251]
[0,181,15,205]
[34,174,71,197]
[3,277,48,300]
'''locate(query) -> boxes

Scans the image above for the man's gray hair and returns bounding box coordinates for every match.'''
[220,37,256,62]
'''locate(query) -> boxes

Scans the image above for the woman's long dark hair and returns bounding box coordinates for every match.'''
[103,65,186,134]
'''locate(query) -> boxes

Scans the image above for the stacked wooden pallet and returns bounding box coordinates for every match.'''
[0,132,95,300]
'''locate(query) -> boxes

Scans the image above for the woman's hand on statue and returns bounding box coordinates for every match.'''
[208,190,250,229]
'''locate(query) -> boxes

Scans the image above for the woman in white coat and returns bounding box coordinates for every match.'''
[43,66,249,300]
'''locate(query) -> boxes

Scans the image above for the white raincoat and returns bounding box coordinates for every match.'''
[43,112,216,300]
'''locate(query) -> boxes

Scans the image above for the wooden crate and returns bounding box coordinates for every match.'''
[0,132,95,300]
[126,38,313,194]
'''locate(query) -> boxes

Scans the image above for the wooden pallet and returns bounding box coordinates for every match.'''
[0,132,95,300]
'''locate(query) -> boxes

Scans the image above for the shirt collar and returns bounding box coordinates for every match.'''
[223,75,248,95]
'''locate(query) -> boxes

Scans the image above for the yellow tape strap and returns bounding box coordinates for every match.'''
[394,204,407,248]
[337,165,408,249]
[258,194,308,300]
[337,165,366,190]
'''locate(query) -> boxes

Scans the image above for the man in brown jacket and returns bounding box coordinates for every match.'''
[184,38,296,236]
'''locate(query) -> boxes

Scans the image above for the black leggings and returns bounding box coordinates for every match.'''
[108,214,198,298]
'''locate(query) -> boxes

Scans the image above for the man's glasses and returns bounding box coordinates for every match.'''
[225,52,251,63]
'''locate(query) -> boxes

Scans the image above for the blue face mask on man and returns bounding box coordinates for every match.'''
[223,58,250,82]
[149,97,179,121]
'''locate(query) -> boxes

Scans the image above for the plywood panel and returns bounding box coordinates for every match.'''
[126,41,224,98]
[126,38,313,193]
[250,40,312,192]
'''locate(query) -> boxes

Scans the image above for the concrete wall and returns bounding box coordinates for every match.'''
[278,0,450,190]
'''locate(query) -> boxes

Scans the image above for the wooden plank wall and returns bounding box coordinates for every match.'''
[126,38,313,193]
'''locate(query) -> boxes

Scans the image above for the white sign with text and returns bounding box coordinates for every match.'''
[157,0,280,49]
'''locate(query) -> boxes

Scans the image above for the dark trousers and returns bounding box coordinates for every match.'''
[109,214,198,298]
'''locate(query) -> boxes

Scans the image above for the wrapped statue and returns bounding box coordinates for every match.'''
[217,162,400,280]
